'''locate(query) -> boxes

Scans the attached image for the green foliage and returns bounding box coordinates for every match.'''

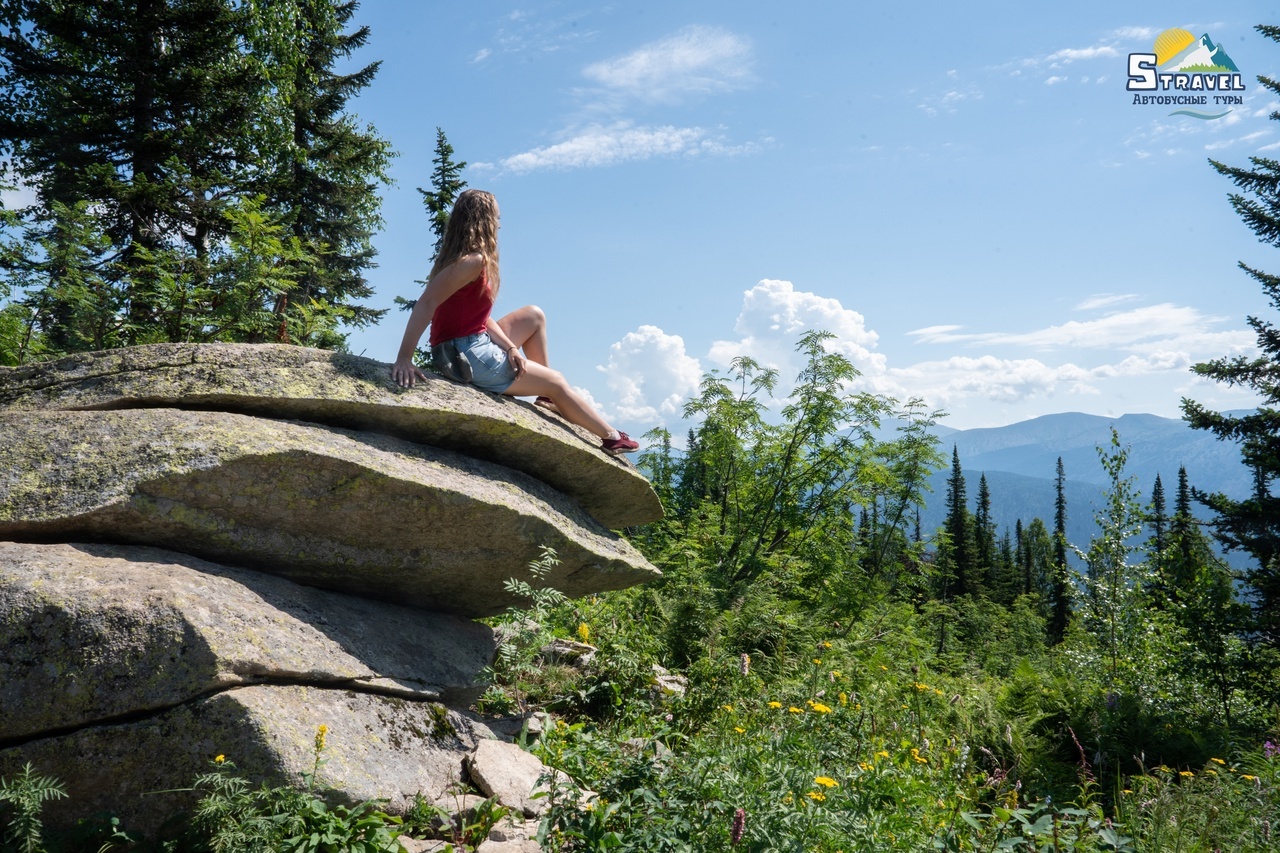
[0,0,391,360]
[0,763,66,853]
[1182,24,1280,644]
[188,732,402,853]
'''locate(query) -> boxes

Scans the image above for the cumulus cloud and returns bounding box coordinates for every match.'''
[583,25,752,102]
[707,279,886,380]
[596,325,703,423]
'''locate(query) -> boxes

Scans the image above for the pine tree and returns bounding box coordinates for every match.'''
[1182,24,1280,643]
[1049,456,1072,643]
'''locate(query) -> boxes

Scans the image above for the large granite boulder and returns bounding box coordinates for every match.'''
[0,684,494,835]
[0,343,662,529]
[0,408,657,617]
[0,541,496,742]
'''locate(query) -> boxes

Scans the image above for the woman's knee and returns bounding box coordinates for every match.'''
[522,304,546,328]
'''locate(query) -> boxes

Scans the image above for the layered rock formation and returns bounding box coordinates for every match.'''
[0,344,662,836]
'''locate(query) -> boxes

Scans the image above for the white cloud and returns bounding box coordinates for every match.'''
[906,303,1231,351]
[1204,129,1270,151]
[887,356,1096,404]
[596,325,702,424]
[1075,293,1139,311]
[1045,76,1067,85]
[471,48,491,63]
[917,82,983,116]
[707,279,886,380]
[1111,26,1157,41]
[499,122,756,173]
[583,25,752,102]
[1047,46,1119,63]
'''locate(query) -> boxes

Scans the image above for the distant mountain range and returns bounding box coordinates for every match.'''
[914,411,1252,563]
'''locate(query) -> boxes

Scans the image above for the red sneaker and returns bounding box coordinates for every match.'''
[601,431,639,455]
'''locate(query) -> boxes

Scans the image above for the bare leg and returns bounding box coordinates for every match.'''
[495,305,548,366]
[503,361,614,438]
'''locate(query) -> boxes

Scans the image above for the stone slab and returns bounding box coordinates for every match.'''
[0,541,496,743]
[0,344,662,529]
[0,685,494,836]
[0,409,659,617]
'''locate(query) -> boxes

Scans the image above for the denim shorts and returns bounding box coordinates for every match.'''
[443,332,518,393]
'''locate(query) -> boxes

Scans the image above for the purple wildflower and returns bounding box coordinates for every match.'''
[731,807,746,846]
[1264,740,1278,760]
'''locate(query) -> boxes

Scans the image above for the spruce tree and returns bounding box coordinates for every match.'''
[0,0,263,345]
[1147,473,1172,604]
[942,446,977,598]
[1049,456,1072,643]
[253,0,393,347]
[1182,24,1280,642]
[0,0,389,356]
[419,128,468,257]
[973,472,995,589]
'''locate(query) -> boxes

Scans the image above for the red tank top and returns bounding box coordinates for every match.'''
[429,268,493,346]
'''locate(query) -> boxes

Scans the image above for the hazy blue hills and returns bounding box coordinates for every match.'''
[915,411,1253,561]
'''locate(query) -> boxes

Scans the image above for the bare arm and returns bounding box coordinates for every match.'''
[392,254,485,387]
[484,316,527,379]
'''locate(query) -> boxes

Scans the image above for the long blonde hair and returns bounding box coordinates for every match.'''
[429,189,500,298]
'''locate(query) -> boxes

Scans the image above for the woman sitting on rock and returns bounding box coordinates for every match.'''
[391,189,639,456]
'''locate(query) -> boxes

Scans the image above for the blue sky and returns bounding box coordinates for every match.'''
[344,1,1277,432]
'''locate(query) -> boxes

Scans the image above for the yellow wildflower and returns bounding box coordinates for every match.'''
[1179,770,1194,778]
[1210,757,1226,765]
[1205,769,1218,775]
[830,670,842,680]
[806,791,826,801]
[820,641,833,649]
[315,724,329,751]
[813,658,823,665]
[721,704,734,712]
[876,750,890,760]
[577,622,590,643]
[838,692,848,705]
[734,727,746,734]
[913,682,930,691]
[768,701,783,709]
[215,755,225,764]
[910,748,928,765]
[808,701,833,714]
[1243,774,1259,781]
[788,706,804,714]
[859,762,872,771]
[879,665,888,671]
[814,776,838,788]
